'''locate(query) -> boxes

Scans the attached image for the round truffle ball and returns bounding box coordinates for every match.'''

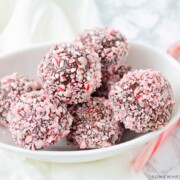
[0,73,41,127]
[67,97,124,149]
[109,69,175,133]
[38,42,101,105]
[9,90,74,150]
[92,65,131,98]
[76,27,129,75]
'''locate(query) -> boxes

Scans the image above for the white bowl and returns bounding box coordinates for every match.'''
[0,42,180,163]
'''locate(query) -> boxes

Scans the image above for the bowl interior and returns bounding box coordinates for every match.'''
[0,42,180,162]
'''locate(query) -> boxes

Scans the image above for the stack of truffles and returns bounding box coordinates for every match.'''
[0,27,175,150]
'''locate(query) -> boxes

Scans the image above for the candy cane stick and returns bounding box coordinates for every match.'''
[167,41,180,60]
[132,118,180,172]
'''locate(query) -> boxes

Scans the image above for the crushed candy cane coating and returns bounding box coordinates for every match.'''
[109,69,175,133]
[67,97,124,149]
[9,90,74,150]
[38,42,101,105]
[76,27,129,75]
[92,65,131,98]
[0,73,41,126]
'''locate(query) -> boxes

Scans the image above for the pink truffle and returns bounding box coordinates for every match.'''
[9,90,74,150]
[67,97,124,149]
[92,65,131,98]
[38,42,101,105]
[109,69,175,133]
[0,73,41,127]
[76,27,129,75]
